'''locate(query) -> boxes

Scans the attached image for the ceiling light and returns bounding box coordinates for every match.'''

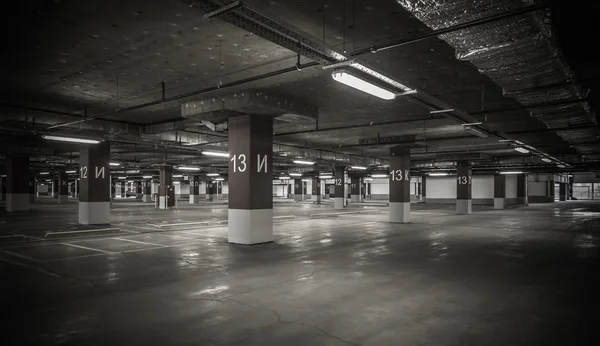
[557,164,566,168]
[319,173,332,176]
[514,147,529,154]
[118,177,126,180]
[320,176,333,179]
[202,150,229,158]
[42,135,100,144]
[351,166,367,170]
[279,176,291,180]
[65,170,76,174]
[214,177,225,181]
[499,171,524,175]
[293,160,315,165]
[110,162,120,166]
[462,125,489,138]
[428,172,449,176]
[332,69,396,100]
[541,157,552,163]
[289,173,302,177]
[173,181,181,185]
[178,166,201,171]
[371,174,388,178]
[127,180,134,183]
[363,177,373,181]
[39,172,49,175]
[142,176,153,179]
[206,173,220,177]
[302,179,312,182]
[173,174,183,178]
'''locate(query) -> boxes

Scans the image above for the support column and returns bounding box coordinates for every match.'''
[142,180,152,202]
[0,176,6,201]
[135,181,142,199]
[293,179,303,202]
[559,182,567,201]
[110,178,116,201]
[312,177,321,204]
[52,179,58,198]
[350,177,361,203]
[389,146,410,223]
[334,166,345,209]
[227,115,273,244]
[456,161,472,214]
[422,176,427,203]
[79,142,110,224]
[206,181,214,201]
[70,181,76,198]
[75,179,79,199]
[494,174,506,209]
[5,154,30,212]
[58,172,68,204]
[190,175,200,203]
[159,167,174,209]
[517,174,528,206]
[29,176,36,203]
[120,181,126,198]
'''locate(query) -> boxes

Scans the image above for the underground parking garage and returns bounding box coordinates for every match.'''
[1,0,600,345]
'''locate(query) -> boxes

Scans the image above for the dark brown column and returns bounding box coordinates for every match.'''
[79,142,110,224]
[456,161,472,214]
[494,174,506,209]
[389,146,411,223]
[227,114,273,244]
[5,154,30,212]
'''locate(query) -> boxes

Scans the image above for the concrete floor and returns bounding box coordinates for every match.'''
[1,200,599,345]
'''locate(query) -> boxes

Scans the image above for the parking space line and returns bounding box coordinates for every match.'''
[153,233,197,240]
[0,250,40,262]
[112,237,166,247]
[61,242,113,254]
[122,246,167,253]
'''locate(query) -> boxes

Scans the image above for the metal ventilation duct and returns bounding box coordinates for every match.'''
[396,0,598,152]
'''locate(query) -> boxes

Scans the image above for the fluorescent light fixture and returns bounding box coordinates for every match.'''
[371,174,388,178]
[127,180,134,183]
[178,166,201,171]
[39,172,49,175]
[351,166,367,170]
[293,160,315,165]
[173,181,181,185]
[320,176,333,179]
[289,173,302,177]
[214,177,225,181]
[541,157,552,163]
[499,171,523,175]
[462,125,489,138]
[202,150,229,158]
[173,174,183,178]
[206,173,220,177]
[65,170,76,174]
[363,177,373,181]
[319,173,332,176]
[514,147,529,154]
[142,176,153,179]
[125,170,139,174]
[302,179,311,182]
[118,177,126,180]
[332,69,396,100]
[279,176,291,180]
[557,164,566,168]
[42,135,100,144]
[110,162,120,166]
[428,172,449,176]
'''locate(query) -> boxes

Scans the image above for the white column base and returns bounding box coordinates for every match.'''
[159,196,168,209]
[350,195,359,203]
[58,195,68,204]
[334,197,344,209]
[228,209,273,245]
[79,201,110,225]
[6,193,29,212]
[389,202,410,223]
[494,198,505,210]
[142,195,151,202]
[456,199,472,215]
[189,195,200,204]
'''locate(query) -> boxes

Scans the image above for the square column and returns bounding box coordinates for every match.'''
[190,175,200,203]
[456,161,472,214]
[52,179,58,198]
[228,115,273,245]
[312,178,321,204]
[0,176,6,201]
[293,179,303,201]
[75,179,79,199]
[58,172,68,204]
[334,166,345,209]
[29,176,36,203]
[517,174,528,205]
[389,146,411,223]
[159,167,174,209]
[559,182,567,201]
[350,177,361,203]
[79,142,110,225]
[5,154,30,212]
[494,174,506,209]
[422,176,427,202]
[110,178,116,201]
[142,180,152,202]
[206,181,214,201]
[120,181,126,198]
[135,181,142,199]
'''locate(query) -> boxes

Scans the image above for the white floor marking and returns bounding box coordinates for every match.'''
[0,250,40,262]
[112,237,165,247]
[153,233,197,240]
[61,242,113,254]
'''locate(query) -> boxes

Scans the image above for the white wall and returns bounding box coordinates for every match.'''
[37,184,49,193]
[505,175,517,198]
[472,176,493,198]
[529,182,547,196]
[370,179,389,195]
[427,177,457,198]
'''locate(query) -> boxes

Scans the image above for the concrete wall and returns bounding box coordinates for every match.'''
[505,175,518,205]
[528,174,554,203]
[367,177,420,200]
[425,175,518,205]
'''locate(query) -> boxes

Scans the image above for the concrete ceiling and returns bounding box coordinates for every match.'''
[1,0,599,176]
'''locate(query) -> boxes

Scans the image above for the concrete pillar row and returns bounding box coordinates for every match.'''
[389,146,410,223]
[227,114,273,245]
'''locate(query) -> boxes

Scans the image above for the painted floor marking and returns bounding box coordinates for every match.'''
[61,242,113,254]
[112,237,166,247]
